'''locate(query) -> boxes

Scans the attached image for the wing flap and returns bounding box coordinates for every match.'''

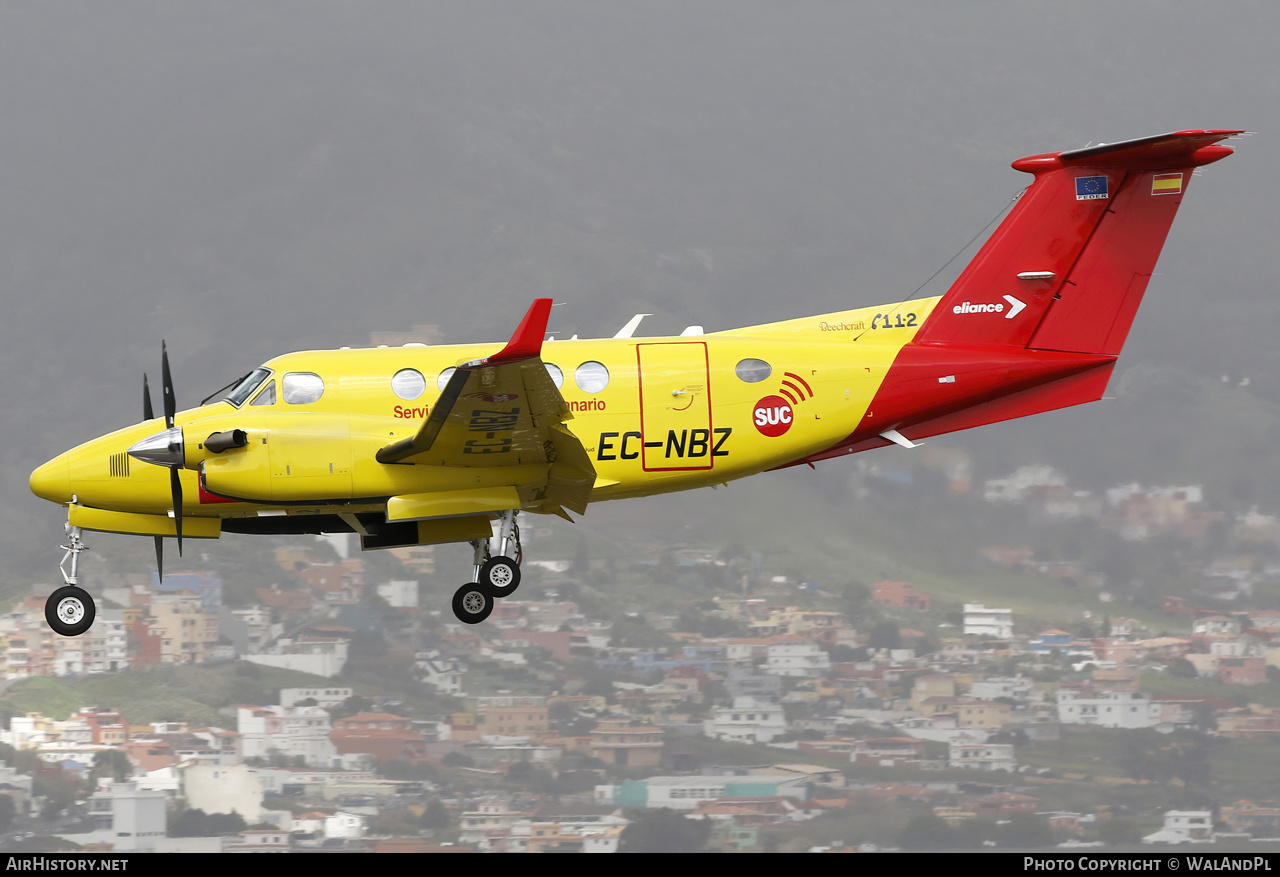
[540,422,596,516]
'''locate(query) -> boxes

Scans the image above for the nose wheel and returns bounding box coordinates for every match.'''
[46,586,96,638]
[48,514,97,637]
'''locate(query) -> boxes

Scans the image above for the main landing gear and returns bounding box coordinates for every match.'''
[451,509,523,624]
[46,518,96,637]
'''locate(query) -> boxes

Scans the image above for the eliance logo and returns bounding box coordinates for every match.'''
[953,301,1004,314]
[953,295,1028,320]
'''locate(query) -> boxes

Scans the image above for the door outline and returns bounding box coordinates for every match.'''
[636,342,715,472]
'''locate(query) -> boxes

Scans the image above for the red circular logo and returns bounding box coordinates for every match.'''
[753,395,794,437]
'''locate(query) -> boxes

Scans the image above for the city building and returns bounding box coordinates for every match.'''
[704,697,787,744]
[329,713,427,762]
[948,741,1015,772]
[238,705,338,767]
[963,604,1013,640]
[70,780,168,852]
[589,721,663,767]
[1056,689,1159,729]
[872,581,931,610]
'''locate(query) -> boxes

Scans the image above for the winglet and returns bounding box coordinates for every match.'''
[487,298,554,363]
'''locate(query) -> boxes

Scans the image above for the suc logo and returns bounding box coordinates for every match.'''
[753,395,793,437]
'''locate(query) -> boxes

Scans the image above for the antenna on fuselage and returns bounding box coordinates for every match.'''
[613,314,652,339]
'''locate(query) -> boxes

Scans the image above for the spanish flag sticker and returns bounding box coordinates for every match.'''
[1152,173,1184,195]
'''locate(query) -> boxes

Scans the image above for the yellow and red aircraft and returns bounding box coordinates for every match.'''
[29,130,1241,633]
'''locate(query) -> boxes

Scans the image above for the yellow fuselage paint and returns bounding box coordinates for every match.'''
[34,298,941,527]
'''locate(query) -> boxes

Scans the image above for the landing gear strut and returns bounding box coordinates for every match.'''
[451,510,523,624]
[46,517,96,637]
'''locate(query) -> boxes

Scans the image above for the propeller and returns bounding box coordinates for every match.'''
[162,343,183,560]
[131,342,183,581]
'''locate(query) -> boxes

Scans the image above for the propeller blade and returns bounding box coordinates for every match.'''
[143,374,154,422]
[170,466,183,557]
[161,341,176,429]
[153,535,164,582]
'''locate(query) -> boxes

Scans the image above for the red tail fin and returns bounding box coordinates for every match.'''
[914,130,1241,352]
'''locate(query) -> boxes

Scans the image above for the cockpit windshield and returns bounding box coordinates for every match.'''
[203,367,273,408]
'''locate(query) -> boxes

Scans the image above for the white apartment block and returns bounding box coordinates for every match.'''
[376,580,419,609]
[949,741,1016,772]
[703,696,787,744]
[724,640,770,663]
[184,764,264,824]
[963,603,1013,640]
[73,781,168,852]
[85,610,128,674]
[765,640,831,678]
[460,800,520,844]
[1143,811,1215,845]
[281,687,354,708]
[325,811,367,839]
[250,766,378,795]
[969,675,1034,702]
[247,637,348,678]
[50,636,86,677]
[2,713,58,749]
[1056,689,1159,729]
[238,705,339,767]
[641,776,734,811]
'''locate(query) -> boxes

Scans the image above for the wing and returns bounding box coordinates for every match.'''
[376,299,596,516]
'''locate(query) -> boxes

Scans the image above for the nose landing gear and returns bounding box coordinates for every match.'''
[46,517,96,637]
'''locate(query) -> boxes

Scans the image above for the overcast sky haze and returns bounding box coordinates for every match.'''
[4,2,1277,575]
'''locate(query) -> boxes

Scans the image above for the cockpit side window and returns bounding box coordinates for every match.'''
[283,372,325,404]
[221,368,273,408]
[249,380,277,406]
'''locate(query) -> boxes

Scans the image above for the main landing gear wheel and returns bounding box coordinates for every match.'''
[479,556,521,598]
[452,582,496,625]
[452,510,523,622]
[45,586,96,638]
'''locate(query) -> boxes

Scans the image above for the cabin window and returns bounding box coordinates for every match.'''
[575,361,610,393]
[282,372,325,404]
[391,368,426,400]
[545,363,564,388]
[437,367,457,392]
[735,358,772,383]
[250,381,276,406]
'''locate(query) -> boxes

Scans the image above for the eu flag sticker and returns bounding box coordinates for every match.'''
[1075,176,1109,200]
